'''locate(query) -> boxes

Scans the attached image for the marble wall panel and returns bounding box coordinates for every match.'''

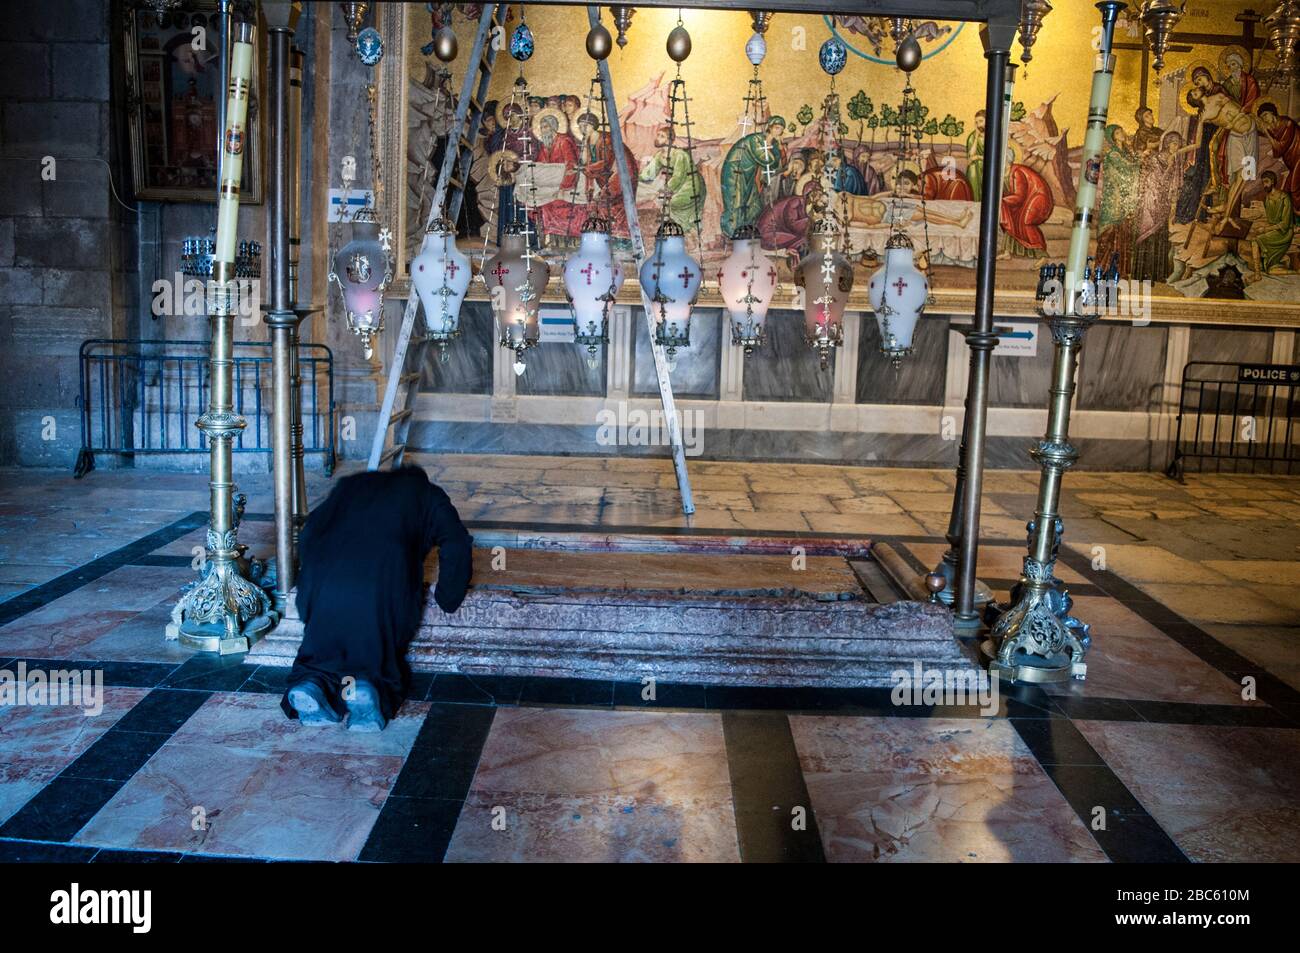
[632,308,721,400]
[742,308,834,404]
[420,301,493,395]
[989,322,1056,409]
[514,340,607,398]
[1077,324,1168,413]
[857,315,949,406]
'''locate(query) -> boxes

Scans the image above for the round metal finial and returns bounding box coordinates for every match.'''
[611,5,635,48]
[586,22,613,60]
[925,572,947,600]
[896,35,922,72]
[432,26,458,62]
[1017,0,1053,66]
[667,23,692,62]
[1139,0,1186,73]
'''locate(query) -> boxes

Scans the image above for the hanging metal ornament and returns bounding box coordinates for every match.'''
[819,34,847,75]
[893,18,922,73]
[746,10,773,65]
[432,27,457,62]
[1265,0,1300,85]
[586,20,613,60]
[639,12,704,369]
[340,1,369,44]
[510,18,535,61]
[1139,0,1185,74]
[667,22,692,62]
[356,25,383,66]
[611,5,635,49]
[1017,1,1053,68]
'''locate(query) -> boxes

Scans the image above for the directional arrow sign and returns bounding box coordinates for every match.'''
[994,321,1038,357]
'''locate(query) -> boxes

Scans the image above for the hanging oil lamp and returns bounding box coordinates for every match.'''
[868,232,928,367]
[565,216,623,366]
[794,217,852,370]
[328,205,391,359]
[719,225,776,354]
[410,216,470,361]
[641,221,701,369]
[1265,1,1300,84]
[488,221,550,375]
[1017,1,1053,68]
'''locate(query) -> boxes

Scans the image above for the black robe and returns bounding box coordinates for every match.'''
[281,467,473,721]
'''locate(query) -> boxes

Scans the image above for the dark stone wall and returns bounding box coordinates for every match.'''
[0,0,128,467]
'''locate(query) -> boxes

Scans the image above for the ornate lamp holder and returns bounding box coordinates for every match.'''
[985,1,1125,684]
[565,216,623,366]
[793,217,852,370]
[1017,0,1053,67]
[720,225,776,355]
[641,220,701,368]
[1265,0,1300,85]
[411,216,470,361]
[328,205,392,359]
[1139,0,1186,73]
[488,221,550,375]
[868,231,928,368]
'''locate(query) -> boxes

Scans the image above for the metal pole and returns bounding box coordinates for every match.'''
[264,2,302,614]
[953,21,1014,623]
[930,57,1017,619]
[288,44,310,548]
[587,4,694,515]
[168,18,274,654]
[985,1,1125,683]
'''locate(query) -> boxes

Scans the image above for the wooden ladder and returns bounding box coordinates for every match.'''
[368,3,506,471]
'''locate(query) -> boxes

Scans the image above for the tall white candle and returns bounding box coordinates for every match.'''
[214,21,255,274]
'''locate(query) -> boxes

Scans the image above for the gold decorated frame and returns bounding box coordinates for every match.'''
[121,0,267,204]
[373,4,1300,329]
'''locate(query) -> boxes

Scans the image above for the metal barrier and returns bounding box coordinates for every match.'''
[75,338,335,478]
[1166,360,1299,480]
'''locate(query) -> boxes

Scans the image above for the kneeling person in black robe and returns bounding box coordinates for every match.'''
[282,466,472,730]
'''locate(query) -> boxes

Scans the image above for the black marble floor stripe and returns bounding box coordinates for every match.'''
[1008,719,1188,864]
[1056,547,1300,712]
[7,657,179,688]
[0,511,207,628]
[358,702,496,863]
[722,711,825,863]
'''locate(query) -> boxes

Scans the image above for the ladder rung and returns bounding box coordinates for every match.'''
[399,371,420,385]
[390,408,413,425]
[379,443,406,466]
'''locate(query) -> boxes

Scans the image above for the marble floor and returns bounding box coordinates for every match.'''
[0,456,1297,863]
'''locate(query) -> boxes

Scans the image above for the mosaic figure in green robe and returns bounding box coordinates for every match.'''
[1254,171,1296,274]
[640,126,706,233]
[965,109,986,198]
[720,116,786,237]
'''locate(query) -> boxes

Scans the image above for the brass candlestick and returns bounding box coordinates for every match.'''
[168,19,275,653]
[985,1,1125,684]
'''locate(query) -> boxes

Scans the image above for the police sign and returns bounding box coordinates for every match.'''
[1237,364,1300,384]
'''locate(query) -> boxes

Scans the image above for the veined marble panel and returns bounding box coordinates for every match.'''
[1187,327,1273,366]
[742,308,834,404]
[1077,324,1167,413]
[514,340,606,398]
[632,308,721,400]
[989,323,1056,409]
[857,315,949,406]
[419,300,493,395]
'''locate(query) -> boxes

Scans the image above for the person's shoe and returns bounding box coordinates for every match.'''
[344,678,387,732]
[287,681,342,726]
